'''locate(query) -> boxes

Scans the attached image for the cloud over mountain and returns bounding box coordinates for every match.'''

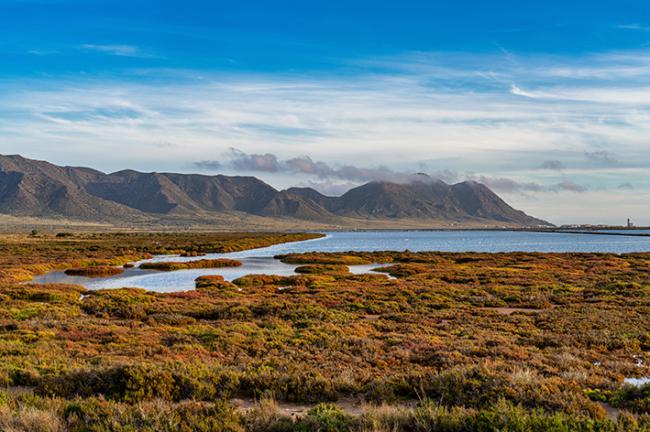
[196,150,590,196]
[198,149,422,184]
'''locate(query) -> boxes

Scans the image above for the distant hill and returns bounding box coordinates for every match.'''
[0,155,551,228]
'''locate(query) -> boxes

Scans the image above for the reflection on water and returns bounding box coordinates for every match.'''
[32,230,650,292]
[33,256,391,293]
[34,257,300,292]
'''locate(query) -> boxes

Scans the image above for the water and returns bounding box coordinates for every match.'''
[593,229,650,235]
[32,230,650,292]
[34,257,303,293]
[624,377,650,388]
[234,230,650,255]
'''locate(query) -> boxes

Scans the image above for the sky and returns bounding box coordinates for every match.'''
[1,0,650,225]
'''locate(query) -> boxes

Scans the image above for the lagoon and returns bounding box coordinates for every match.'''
[32,230,650,292]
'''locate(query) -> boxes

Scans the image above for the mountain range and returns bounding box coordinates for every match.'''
[0,155,551,228]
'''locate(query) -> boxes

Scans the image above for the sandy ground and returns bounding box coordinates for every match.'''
[479,307,547,315]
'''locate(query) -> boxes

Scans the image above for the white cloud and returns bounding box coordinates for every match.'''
[504,189,650,226]
[1,49,650,224]
[81,44,141,57]
[616,24,650,32]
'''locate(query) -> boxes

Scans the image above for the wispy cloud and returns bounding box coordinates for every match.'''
[194,160,222,170]
[584,150,619,166]
[618,182,635,190]
[81,44,142,57]
[2,48,650,223]
[617,24,650,32]
[467,175,588,194]
[298,180,359,196]
[552,181,588,193]
[229,148,281,172]
[27,49,60,56]
[199,148,426,183]
[510,85,548,99]
[539,160,564,171]
[194,149,591,196]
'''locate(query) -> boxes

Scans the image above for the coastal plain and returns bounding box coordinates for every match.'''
[0,232,649,431]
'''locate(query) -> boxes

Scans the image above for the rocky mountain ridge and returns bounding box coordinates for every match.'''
[0,155,551,227]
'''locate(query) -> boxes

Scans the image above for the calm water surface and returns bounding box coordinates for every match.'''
[33,230,650,292]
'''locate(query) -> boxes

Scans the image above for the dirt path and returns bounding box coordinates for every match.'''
[480,307,547,315]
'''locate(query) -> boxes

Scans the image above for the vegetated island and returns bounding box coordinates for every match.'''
[64,266,125,277]
[140,258,243,271]
[0,232,649,431]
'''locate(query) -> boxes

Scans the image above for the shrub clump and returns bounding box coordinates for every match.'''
[63,398,243,432]
[611,383,650,414]
[38,364,240,403]
[294,264,350,275]
[232,274,310,288]
[180,251,207,257]
[80,288,155,319]
[298,404,353,432]
[195,275,238,291]
[64,266,124,277]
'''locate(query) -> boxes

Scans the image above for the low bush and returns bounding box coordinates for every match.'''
[295,404,353,432]
[277,253,372,265]
[611,383,650,414]
[38,364,241,403]
[80,288,155,319]
[195,275,239,291]
[63,398,243,432]
[232,274,310,288]
[294,264,349,275]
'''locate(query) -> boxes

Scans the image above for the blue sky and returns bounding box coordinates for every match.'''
[1,0,650,224]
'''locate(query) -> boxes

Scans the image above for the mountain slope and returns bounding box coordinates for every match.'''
[0,155,144,219]
[449,181,542,224]
[0,155,552,227]
[330,179,548,226]
[334,181,458,219]
[260,187,336,219]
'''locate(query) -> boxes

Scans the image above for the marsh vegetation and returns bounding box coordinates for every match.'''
[139,258,243,272]
[0,233,648,430]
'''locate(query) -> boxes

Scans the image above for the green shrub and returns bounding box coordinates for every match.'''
[295,404,353,432]
[64,398,243,432]
[294,264,349,275]
[611,383,650,414]
[38,364,240,403]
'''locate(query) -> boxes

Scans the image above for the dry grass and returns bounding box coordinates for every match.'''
[0,405,65,432]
